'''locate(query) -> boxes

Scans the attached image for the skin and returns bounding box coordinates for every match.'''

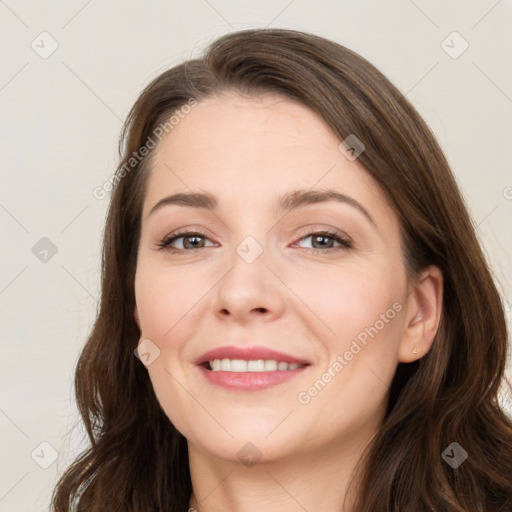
[133,91,443,511]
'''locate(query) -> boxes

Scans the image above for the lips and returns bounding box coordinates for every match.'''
[195,345,311,391]
[195,345,310,367]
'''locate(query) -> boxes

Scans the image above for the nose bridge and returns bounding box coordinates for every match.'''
[229,231,272,293]
[224,205,275,268]
[213,229,285,319]
[235,234,266,266]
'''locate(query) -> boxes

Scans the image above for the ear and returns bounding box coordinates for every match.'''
[134,304,141,331]
[397,265,443,363]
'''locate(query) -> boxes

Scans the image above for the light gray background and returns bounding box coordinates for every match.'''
[1,1,511,510]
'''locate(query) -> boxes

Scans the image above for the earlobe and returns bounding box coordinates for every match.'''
[398,265,443,363]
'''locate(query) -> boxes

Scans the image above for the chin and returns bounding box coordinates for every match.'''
[191,432,298,467]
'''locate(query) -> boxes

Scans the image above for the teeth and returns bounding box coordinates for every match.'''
[247,359,264,371]
[264,360,277,371]
[208,359,304,372]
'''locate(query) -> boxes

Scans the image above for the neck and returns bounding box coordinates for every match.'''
[187,433,375,512]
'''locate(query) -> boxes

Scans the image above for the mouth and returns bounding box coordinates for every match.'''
[202,358,308,372]
[194,345,311,391]
[195,345,311,370]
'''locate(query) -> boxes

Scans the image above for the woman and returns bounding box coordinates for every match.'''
[51,28,512,511]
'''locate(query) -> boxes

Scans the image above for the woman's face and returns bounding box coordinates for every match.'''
[134,91,414,464]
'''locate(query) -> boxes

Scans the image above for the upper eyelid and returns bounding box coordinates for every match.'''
[161,226,348,241]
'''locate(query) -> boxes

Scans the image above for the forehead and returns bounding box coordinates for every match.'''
[142,91,394,229]
[155,91,342,162]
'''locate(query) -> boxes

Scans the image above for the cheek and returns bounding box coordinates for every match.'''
[134,263,205,339]
[299,263,406,408]
[296,263,401,341]
[134,263,207,433]
[295,284,404,438]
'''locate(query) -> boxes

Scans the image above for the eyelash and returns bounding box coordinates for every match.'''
[156,228,353,254]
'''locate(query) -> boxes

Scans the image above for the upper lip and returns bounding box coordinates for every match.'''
[194,345,311,366]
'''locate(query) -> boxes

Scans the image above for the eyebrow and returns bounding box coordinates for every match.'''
[147,188,376,226]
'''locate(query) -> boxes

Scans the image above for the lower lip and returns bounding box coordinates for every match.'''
[197,365,309,391]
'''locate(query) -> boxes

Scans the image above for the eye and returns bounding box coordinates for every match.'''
[156,231,215,251]
[293,229,352,253]
[156,228,352,253]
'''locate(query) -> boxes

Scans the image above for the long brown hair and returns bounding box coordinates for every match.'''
[51,28,512,511]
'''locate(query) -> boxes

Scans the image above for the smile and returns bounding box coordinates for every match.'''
[195,345,311,391]
[207,358,306,372]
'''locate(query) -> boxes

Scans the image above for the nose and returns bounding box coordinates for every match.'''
[212,238,286,323]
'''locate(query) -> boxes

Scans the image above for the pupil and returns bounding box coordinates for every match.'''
[314,235,332,248]
[185,236,202,249]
